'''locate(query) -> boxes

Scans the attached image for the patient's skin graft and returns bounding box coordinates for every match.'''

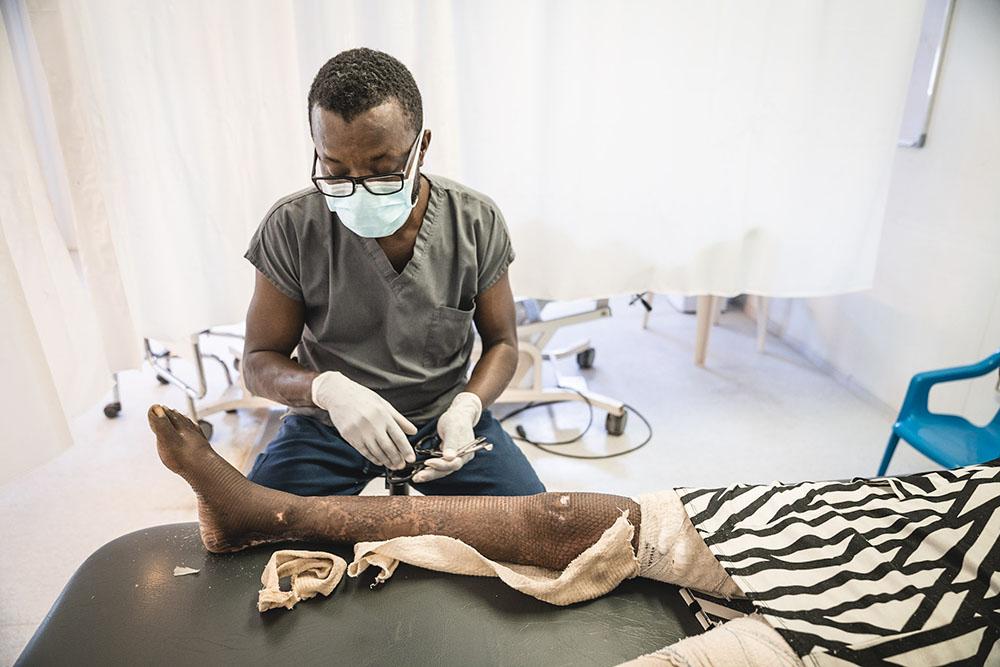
[149,405,641,569]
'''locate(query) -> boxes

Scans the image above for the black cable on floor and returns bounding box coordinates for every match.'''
[497,385,654,460]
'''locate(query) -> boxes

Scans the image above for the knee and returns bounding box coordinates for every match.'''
[529,492,640,554]
[529,492,602,545]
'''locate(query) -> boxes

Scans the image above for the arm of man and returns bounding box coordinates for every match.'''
[465,269,519,407]
[242,270,317,407]
[242,270,416,469]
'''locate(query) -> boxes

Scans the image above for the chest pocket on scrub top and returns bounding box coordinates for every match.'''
[423,304,476,368]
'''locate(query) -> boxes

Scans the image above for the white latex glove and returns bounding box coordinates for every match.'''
[311,371,417,470]
[412,392,482,484]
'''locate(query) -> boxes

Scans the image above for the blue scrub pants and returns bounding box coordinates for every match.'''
[247,409,545,496]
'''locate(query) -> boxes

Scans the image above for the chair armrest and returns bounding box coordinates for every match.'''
[897,350,1000,420]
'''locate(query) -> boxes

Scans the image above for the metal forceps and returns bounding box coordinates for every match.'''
[384,435,493,489]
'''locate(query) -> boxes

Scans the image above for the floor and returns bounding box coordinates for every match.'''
[0,295,935,664]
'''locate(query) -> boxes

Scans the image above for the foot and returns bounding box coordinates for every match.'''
[148,404,214,476]
[147,404,287,553]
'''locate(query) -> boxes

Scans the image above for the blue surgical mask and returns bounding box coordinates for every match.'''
[324,176,417,238]
[323,129,423,238]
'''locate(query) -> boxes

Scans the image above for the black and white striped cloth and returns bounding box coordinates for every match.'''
[678,459,1000,665]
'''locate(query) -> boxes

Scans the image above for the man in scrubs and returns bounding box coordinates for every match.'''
[242,48,544,496]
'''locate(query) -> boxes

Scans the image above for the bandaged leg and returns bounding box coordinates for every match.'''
[617,616,802,667]
[346,490,741,605]
[347,506,639,605]
[150,405,739,600]
[635,490,742,598]
[149,405,640,570]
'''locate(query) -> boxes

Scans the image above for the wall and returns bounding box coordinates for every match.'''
[767,0,1000,423]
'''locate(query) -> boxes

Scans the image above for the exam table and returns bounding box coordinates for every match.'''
[17,523,699,666]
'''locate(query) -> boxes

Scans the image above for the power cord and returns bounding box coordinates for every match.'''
[497,385,654,460]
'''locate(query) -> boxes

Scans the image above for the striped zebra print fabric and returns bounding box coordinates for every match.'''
[678,459,1000,665]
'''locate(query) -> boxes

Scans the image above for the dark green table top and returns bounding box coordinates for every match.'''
[18,522,698,666]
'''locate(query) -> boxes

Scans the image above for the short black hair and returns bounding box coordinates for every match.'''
[308,48,423,132]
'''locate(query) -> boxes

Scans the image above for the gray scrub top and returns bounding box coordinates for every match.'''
[245,174,515,426]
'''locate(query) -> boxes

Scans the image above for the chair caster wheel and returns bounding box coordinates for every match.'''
[198,419,214,440]
[103,402,122,419]
[156,374,170,385]
[577,347,596,369]
[605,411,627,436]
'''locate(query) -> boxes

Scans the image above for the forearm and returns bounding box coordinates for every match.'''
[243,350,318,408]
[463,340,518,408]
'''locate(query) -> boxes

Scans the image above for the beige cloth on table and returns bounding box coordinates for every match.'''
[256,490,742,611]
[253,514,639,612]
[348,508,640,606]
[345,489,741,604]
[257,549,347,612]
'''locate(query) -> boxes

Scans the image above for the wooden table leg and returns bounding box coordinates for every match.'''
[695,295,714,366]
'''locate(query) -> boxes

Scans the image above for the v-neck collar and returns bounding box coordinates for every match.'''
[360,175,440,288]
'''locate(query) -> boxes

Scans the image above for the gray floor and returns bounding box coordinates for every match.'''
[0,295,934,664]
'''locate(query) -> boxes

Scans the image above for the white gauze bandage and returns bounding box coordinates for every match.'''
[257,549,347,612]
[635,490,743,599]
[348,506,640,606]
[616,616,802,667]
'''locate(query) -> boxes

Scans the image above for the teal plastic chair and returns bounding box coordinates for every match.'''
[878,349,1000,475]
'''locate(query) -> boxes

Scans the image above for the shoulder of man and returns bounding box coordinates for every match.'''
[427,174,505,225]
[259,187,328,230]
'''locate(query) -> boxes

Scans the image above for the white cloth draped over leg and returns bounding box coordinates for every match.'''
[345,490,742,604]
[254,491,744,607]
[348,509,640,606]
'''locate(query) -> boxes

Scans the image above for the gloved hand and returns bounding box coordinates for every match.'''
[412,392,482,484]
[311,371,417,470]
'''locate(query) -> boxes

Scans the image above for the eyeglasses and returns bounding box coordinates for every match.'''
[311,128,423,198]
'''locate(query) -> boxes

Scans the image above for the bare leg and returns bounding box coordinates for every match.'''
[149,405,640,570]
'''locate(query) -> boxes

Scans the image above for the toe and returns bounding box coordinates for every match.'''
[165,407,209,442]
[163,407,183,430]
[147,404,170,431]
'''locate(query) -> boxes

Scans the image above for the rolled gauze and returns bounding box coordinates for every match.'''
[257,549,347,612]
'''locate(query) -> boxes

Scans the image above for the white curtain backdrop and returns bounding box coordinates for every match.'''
[3,1,923,477]
[30,0,923,341]
[1,5,109,482]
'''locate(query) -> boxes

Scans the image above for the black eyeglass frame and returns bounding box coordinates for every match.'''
[311,128,423,198]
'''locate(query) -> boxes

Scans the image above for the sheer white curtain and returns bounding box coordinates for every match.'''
[39,0,924,337]
[49,0,310,341]
[1,5,110,483]
[4,1,923,479]
[305,1,922,299]
[443,1,923,299]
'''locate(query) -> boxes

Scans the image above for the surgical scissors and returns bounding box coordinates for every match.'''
[385,435,493,486]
